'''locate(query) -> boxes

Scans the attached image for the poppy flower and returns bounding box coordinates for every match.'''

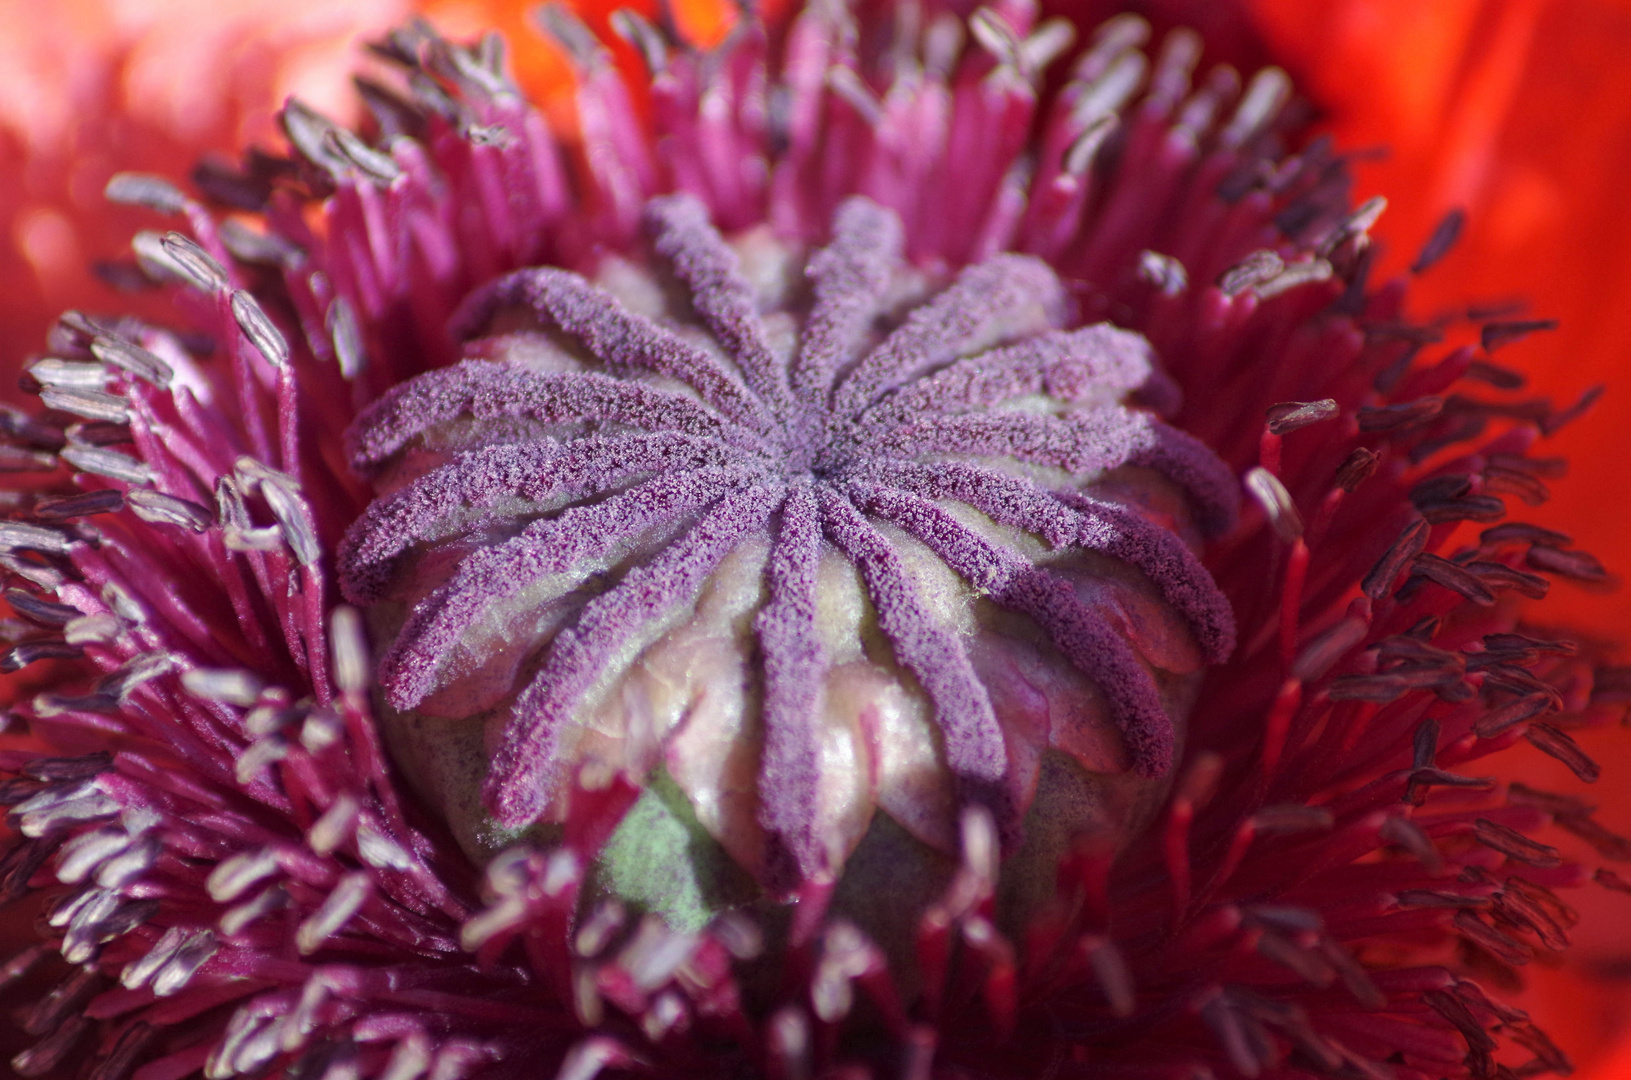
[0,2,1627,1080]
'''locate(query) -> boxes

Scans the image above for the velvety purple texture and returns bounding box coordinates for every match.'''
[483,482,780,828]
[453,266,768,432]
[753,485,828,884]
[339,194,1238,880]
[341,432,747,605]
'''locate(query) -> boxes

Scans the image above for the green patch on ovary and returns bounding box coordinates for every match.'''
[591,767,761,932]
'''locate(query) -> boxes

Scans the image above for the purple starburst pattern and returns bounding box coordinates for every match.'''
[339,192,1239,885]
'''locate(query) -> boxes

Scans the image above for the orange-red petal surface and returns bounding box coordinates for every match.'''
[0,0,409,392]
[1251,0,1631,643]
[1250,2,1631,1073]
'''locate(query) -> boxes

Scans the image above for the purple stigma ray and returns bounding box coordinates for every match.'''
[645,194,795,413]
[485,484,783,828]
[846,458,1235,662]
[832,253,1067,418]
[380,466,758,712]
[339,433,748,605]
[1063,495,1238,659]
[339,438,564,605]
[791,197,904,408]
[861,325,1161,430]
[874,409,1239,536]
[342,195,1242,853]
[1119,423,1243,537]
[754,485,830,889]
[346,358,764,474]
[815,486,1014,827]
[850,482,1177,778]
[453,267,770,431]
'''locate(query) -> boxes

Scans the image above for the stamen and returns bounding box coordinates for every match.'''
[296,871,373,954]
[126,489,213,531]
[1412,209,1465,273]
[230,291,290,368]
[27,358,111,390]
[1264,399,1338,435]
[104,173,188,215]
[33,489,125,520]
[61,445,155,484]
[158,232,229,292]
[1472,819,1561,868]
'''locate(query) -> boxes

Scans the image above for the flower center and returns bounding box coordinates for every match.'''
[338,193,1238,925]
